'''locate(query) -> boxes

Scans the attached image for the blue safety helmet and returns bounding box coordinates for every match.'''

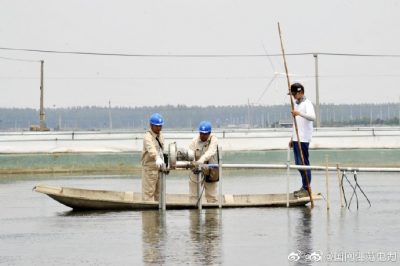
[149,113,164,126]
[198,121,212,134]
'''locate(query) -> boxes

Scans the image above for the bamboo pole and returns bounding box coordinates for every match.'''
[278,22,314,208]
[325,155,330,210]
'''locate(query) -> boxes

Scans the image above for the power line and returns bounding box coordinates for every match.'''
[1,73,399,80]
[0,55,40,63]
[318,52,400,57]
[1,47,400,58]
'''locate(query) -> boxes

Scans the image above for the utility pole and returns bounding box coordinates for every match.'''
[313,54,321,128]
[39,60,46,130]
[31,60,48,131]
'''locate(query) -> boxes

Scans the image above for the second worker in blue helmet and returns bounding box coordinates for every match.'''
[188,121,219,203]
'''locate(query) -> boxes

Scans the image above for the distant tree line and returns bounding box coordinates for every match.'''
[0,103,399,131]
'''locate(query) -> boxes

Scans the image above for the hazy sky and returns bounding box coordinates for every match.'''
[1,0,400,108]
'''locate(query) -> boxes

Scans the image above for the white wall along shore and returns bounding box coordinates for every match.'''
[0,127,399,153]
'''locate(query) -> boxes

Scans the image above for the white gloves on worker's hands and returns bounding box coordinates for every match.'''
[196,158,205,165]
[191,159,204,168]
[191,160,202,174]
[156,156,164,169]
[187,149,194,161]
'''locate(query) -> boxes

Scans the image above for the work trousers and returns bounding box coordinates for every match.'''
[293,141,312,189]
[189,173,218,203]
[142,167,160,201]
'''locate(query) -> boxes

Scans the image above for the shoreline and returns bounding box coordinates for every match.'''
[1,148,399,175]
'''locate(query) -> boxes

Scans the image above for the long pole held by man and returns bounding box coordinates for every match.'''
[278,23,314,208]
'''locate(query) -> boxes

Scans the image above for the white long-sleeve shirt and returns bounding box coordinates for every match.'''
[292,97,315,142]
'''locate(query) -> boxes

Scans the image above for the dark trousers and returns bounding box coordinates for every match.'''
[293,141,312,189]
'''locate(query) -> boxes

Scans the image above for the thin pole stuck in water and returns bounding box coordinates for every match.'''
[325,155,330,210]
[218,146,223,209]
[159,171,166,211]
[197,173,203,210]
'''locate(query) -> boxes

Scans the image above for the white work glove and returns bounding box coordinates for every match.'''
[196,158,205,165]
[156,156,164,169]
[187,149,195,161]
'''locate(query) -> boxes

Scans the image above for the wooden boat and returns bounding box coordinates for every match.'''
[34,185,321,211]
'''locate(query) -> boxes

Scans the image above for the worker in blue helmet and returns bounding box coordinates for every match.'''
[141,113,165,201]
[188,121,219,203]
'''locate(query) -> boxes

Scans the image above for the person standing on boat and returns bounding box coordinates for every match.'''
[189,121,219,203]
[141,113,165,201]
[289,83,316,198]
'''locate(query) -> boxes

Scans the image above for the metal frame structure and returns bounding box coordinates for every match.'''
[158,146,400,210]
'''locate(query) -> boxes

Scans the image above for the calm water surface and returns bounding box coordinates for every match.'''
[1,169,400,265]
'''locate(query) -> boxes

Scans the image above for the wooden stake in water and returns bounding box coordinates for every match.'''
[325,155,330,210]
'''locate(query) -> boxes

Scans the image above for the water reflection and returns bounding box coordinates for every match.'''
[189,209,222,265]
[142,210,166,265]
[141,209,222,265]
[291,208,314,265]
[60,210,112,217]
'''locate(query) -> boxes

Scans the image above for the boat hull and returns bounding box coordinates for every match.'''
[34,185,320,211]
